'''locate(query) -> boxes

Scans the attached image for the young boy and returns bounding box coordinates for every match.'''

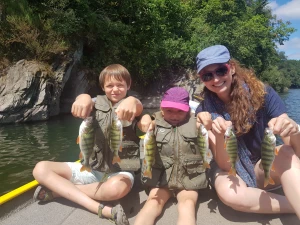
[33,64,144,225]
[134,87,208,225]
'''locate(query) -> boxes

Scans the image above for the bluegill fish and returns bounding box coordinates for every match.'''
[261,128,278,187]
[77,117,95,172]
[143,128,157,179]
[197,124,211,169]
[224,126,238,176]
[110,116,123,164]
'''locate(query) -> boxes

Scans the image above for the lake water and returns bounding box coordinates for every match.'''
[1,89,300,196]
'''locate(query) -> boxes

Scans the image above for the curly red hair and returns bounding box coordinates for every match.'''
[201,59,266,135]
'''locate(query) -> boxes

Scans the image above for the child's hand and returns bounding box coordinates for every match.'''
[116,96,143,121]
[196,112,212,130]
[71,94,94,119]
[138,114,153,133]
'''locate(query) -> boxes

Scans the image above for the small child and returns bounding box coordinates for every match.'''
[134,87,208,225]
[33,64,144,225]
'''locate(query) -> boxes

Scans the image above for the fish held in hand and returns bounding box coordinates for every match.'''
[224,126,238,176]
[110,116,123,164]
[77,117,95,172]
[197,124,211,169]
[261,128,278,187]
[143,128,157,179]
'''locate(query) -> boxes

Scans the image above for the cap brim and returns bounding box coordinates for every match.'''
[197,57,229,74]
[161,101,190,112]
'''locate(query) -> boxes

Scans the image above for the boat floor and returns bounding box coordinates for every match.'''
[1,173,299,225]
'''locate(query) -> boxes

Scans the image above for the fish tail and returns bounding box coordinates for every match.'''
[143,169,152,179]
[264,176,275,187]
[203,161,210,169]
[228,167,236,177]
[112,156,121,164]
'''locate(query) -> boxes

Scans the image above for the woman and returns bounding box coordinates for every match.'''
[196,45,300,218]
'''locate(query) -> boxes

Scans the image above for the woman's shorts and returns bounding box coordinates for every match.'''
[66,162,134,188]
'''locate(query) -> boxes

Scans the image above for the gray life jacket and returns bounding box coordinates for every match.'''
[141,112,208,190]
[89,95,140,173]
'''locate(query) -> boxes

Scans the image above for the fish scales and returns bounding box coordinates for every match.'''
[143,128,157,179]
[110,116,123,164]
[261,128,277,187]
[77,117,95,172]
[197,124,210,169]
[224,126,238,176]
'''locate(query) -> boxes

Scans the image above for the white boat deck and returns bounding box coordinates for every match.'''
[1,173,299,225]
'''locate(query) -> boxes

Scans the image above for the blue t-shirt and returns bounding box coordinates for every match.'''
[195,85,287,163]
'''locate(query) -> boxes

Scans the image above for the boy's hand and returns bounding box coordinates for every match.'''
[71,94,94,119]
[115,96,143,121]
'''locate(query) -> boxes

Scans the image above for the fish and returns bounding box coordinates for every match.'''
[197,124,211,169]
[143,127,157,179]
[110,116,123,164]
[77,117,95,172]
[261,127,278,187]
[224,125,238,176]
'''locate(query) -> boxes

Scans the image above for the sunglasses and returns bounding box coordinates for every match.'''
[200,64,230,82]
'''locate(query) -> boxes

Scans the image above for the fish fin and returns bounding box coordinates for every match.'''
[274,147,279,156]
[143,159,147,164]
[143,170,152,179]
[206,151,211,157]
[203,161,210,169]
[112,156,121,164]
[228,167,236,177]
[264,176,275,187]
[119,145,123,152]
[76,136,80,144]
[271,163,276,172]
[79,152,83,160]
[224,142,227,149]
[80,165,91,172]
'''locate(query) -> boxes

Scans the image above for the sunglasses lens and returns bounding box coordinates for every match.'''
[201,73,213,82]
[215,67,228,76]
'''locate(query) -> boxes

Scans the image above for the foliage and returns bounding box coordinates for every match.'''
[0,0,298,92]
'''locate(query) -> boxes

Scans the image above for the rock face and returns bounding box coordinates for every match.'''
[0,48,203,124]
[0,48,83,124]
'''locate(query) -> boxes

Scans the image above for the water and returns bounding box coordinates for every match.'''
[0,115,82,196]
[0,89,300,196]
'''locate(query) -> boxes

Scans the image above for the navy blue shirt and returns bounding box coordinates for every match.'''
[195,85,287,163]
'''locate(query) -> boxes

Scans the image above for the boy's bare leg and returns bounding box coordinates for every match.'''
[176,190,198,225]
[33,161,132,218]
[134,188,172,225]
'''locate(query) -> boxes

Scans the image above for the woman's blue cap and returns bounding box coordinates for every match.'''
[196,45,230,74]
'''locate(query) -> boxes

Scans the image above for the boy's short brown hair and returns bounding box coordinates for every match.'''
[99,64,131,89]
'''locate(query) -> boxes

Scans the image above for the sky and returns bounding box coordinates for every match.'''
[268,0,300,60]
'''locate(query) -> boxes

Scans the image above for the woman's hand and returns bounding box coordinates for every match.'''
[211,117,232,136]
[268,114,299,137]
[71,94,94,119]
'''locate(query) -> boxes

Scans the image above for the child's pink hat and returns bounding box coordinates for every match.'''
[161,87,190,112]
